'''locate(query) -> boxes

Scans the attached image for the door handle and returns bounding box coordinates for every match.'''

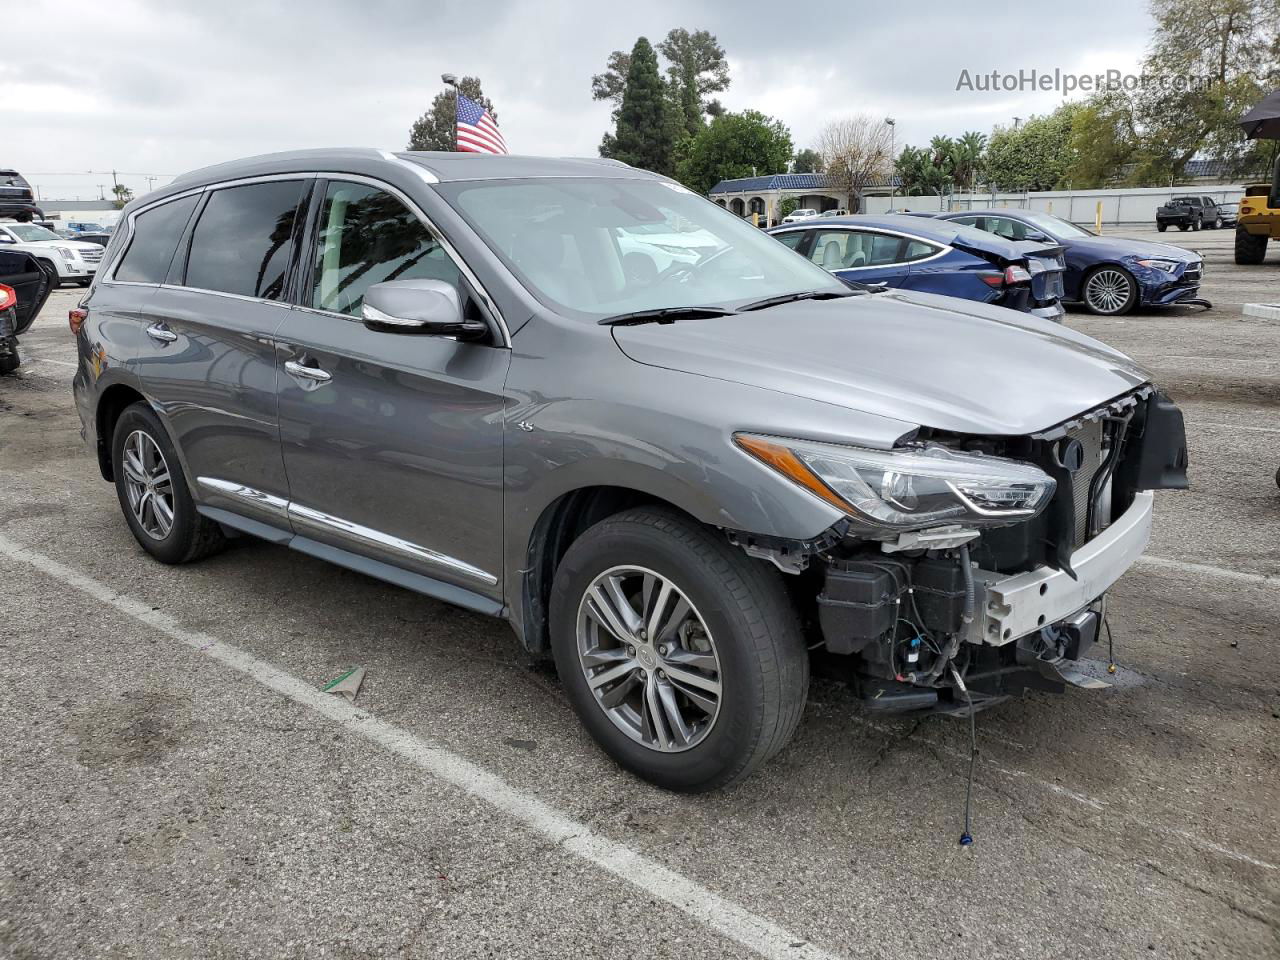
[145,323,177,344]
[285,359,332,383]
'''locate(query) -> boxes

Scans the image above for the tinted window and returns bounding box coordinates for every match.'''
[185,181,306,300]
[310,181,461,316]
[114,195,199,284]
[903,240,940,262]
[773,231,805,250]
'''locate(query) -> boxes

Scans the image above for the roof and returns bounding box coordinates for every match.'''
[709,172,903,194]
[168,148,656,188]
[772,213,973,244]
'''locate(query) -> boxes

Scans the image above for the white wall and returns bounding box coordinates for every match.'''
[42,209,123,227]
[861,185,1248,226]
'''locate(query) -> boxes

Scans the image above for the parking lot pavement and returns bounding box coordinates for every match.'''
[2,262,1278,960]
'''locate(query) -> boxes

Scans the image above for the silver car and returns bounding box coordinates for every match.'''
[72,150,1188,792]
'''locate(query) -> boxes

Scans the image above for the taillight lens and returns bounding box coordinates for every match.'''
[1004,265,1032,285]
[0,284,14,311]
[69,307,88,335]
[979,272,1005,288]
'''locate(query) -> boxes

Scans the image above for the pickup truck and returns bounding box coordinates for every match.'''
[1156,196,1225,232]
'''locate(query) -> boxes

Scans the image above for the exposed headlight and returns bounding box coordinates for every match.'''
[1136,258,1178,272]
[52,245,77,261]
[734,434,1056,533]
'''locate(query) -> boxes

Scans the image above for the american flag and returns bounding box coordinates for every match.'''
[455,92,507,155]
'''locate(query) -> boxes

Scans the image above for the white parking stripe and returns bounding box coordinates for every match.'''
[0,533,842,960]
[23,355,77,368]
[1194,422,1280,436]
[1136,555,1280,588]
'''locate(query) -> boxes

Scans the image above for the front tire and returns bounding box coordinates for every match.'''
[111,403,225,564]
[1235,227,1268,265]
[1192,216,1201,231]
[1213,215,1223,229]
[1157,222,1168,232]
[549,507,807,792]
[1082,265,1138,315]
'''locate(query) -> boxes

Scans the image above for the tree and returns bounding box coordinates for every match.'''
[950,131,987,192]
[983,106,1079,191]
[816,115,894,211]
[792,148,822,173]
[592,28,730,132]
[601,37,681,176]
[1128,0,1278,181]
[1063,92,1138,187]
[407,77,496,151]
[111,184,134,210]
[674,110,793,195]
[657,28,730,136]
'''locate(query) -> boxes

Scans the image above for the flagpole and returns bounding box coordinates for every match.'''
[442,74,459,152]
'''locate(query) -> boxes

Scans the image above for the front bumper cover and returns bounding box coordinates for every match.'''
[969,491,1154,646]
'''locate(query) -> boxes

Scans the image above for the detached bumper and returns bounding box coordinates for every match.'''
[970,491,1154,646]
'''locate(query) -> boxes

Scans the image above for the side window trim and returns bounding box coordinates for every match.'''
[103,186,206,286]
[166,189,210,287]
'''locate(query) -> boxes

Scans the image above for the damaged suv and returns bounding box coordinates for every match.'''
[73,150,1187,791]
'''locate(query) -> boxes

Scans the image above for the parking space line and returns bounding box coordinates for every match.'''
[1194,422,1280,436]
[1137,555,1280,588]
[0,532,843,960]
[23,356,78,368]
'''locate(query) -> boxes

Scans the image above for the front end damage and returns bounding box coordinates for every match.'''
[734,387,1188,714]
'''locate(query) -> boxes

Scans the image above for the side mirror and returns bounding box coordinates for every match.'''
[361,279,488,339]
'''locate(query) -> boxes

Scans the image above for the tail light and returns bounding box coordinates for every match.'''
[1004,265,1033,285]
[0,284,14,311]
[69,307,88,335]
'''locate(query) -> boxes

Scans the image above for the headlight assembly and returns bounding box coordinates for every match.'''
[52,245,77,261]
[734,434,1055,533]
[1136,258,1178,272]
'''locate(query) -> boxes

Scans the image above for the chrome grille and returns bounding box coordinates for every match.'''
[77,247,103,263]
[1067,419,1106,547]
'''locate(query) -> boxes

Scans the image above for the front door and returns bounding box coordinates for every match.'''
[274,178,509,599]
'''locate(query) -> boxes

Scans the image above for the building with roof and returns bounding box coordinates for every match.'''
[707,173,903,225]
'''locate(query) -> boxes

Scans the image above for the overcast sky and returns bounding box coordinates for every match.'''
[8,0,1155,202]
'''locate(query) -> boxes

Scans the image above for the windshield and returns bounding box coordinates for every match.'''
[441,178,845,320]
[7,224,60,242]
[1017,211,1093,240]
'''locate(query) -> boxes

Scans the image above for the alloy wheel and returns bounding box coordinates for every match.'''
[575,565,722,753]
[122,429,175,540]
[1084,268,1132,314]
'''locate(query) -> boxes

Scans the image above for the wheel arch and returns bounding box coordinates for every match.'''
[95,383,149,481]
[516,485,703,658]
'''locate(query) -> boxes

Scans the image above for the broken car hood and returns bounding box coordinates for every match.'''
[612,291,1151,436]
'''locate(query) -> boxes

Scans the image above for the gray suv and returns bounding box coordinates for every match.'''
[73,150,1187,791]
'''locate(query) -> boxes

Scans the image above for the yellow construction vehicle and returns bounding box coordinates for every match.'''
[1235,156,1280,264]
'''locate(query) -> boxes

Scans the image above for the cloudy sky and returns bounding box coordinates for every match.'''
[9,0,1155,203]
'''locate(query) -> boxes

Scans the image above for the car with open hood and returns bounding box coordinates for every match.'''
[72,150,1188,792]
[934,209,1204,315]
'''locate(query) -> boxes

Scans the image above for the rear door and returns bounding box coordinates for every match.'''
[134,177,311,530]
[809,228,912,287]
[273,177,509,599]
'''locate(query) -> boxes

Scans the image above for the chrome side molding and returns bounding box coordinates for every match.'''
[195,477,496,585]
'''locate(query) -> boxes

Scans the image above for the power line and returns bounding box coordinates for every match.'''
[25,171,176,177]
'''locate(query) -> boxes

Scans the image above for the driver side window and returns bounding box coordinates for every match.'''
[310,181,462,318]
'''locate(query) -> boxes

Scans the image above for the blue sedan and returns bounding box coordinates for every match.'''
[933,209,1204,315]
[767,214,1066,321]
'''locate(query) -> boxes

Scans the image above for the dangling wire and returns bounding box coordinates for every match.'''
[949,663,977,846]
[1104,615,1117,675]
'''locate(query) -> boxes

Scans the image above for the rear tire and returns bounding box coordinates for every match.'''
[0,344,18,375]
[1213,215,1223,229]
[1235,227,1268,265]
[549,507,808,792]
[111,403,225,564]
[1191,217,1201,231]
[1157,222,1168,232]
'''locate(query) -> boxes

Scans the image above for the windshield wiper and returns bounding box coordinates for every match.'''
[737,289,857,312]
[598,306,738,326]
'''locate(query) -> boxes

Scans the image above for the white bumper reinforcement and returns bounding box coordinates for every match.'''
[971,491,1154,646]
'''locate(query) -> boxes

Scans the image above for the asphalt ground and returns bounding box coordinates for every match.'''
[1,224,1277,959]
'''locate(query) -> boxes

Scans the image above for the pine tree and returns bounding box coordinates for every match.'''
[600,38,678,176]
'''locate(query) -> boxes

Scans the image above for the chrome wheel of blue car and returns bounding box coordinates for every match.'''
[1083,267,1137,315]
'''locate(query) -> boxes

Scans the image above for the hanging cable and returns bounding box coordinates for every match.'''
[1104,615,1117,674]
[950,662,977,846]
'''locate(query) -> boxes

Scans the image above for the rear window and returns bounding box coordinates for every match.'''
[113,195,199,284]
[185,180,307,300]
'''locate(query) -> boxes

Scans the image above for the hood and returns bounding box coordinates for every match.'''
[612,291,1151,436]
[1067,234,1200,262]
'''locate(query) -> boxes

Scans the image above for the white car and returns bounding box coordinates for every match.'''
[781,208,819,224]
[615,223,720,273]
[820,209,850,218]
[0,221,103,286]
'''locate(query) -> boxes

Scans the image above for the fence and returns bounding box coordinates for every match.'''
[861,185,1249,226]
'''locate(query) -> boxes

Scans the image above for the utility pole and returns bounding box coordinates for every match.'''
[885,117,896,210]
[145,176,158,194]
[97,184,106,201]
